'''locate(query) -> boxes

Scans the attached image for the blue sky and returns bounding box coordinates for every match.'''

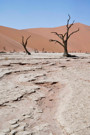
[0,0,90,29]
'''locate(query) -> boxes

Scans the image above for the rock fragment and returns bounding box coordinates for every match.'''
[16,125,26,132]
[10,130,17,135]
[2,128,11,133]
[9,119,19,125]
[10,124,19,130]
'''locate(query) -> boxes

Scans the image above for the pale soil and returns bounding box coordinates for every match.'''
[0,53,90,135]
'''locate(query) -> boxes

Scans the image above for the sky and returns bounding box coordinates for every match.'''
[0,0,90,29]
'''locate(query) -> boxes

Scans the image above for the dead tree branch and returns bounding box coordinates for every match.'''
[49,39,64,47]
[49,15,79,57]
[22,35,31,55]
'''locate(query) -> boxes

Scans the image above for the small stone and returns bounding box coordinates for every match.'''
[33,123,48,131]
[21,122,28,127]
[20,117,25,121]
[9,119,19,125]
[10,130,17,135]
[17,131,31,135]
[10,124,19,129]
[22,113,26,116]
[22,131,32,135]
[37,108,43,113]
[17,125,25,132]
[3,128,11,133]
[24,115,32,119]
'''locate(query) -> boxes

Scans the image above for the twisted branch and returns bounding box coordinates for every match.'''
[68,28,79,39]
[49,39,64,47]
[22,35,31,55]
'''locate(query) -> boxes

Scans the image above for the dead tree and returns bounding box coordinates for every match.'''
[50,15,79,57]
[22,35,31,55]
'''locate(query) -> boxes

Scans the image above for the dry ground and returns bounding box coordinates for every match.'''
[0,53,90,135]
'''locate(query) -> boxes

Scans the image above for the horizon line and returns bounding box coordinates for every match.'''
[0,22,90,30]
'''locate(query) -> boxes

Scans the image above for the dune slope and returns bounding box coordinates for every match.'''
[0,23,90,52]
[23,23,90,52]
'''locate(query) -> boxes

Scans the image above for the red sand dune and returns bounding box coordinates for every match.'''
[0,23,90,53]
[0,33,24,52]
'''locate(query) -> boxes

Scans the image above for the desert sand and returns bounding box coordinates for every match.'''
[0,23,90,53]
[0,52,90,135]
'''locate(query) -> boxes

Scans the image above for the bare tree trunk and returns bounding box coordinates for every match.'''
[63,47,68,56]
[24,46,31,55]
[63,41,68,56]
[22,36,31,55]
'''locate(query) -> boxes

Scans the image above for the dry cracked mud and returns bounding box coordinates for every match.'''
[0,52,90,135]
